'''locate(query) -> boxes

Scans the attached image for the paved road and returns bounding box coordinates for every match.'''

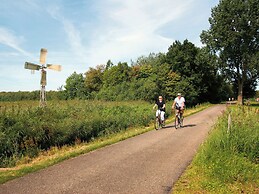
[0,105,225,194]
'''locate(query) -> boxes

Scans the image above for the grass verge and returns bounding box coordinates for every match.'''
[173,103,259,194]
[0,103,212,184]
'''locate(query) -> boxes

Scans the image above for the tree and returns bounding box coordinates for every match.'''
[166,40,199,78]
[152,62,171,99]
[194,47,232,103]
[233,78,257,98]
[174,78,199,106]
[166,40,232,104]
[134,53,167,67]
[164,71,181,99]
[85,65,105,92]
[201,0,259,104]
[102,62,131,86]
[64,72,87,99]
[105,60,114,70]
[166,40,205,105]
[134,78,159,102]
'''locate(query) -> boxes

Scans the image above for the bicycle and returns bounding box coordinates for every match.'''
[154,110,165,130]
[174,108,184,129]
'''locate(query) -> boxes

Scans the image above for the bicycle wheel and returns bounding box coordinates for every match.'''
[159,119,163,129]
[180,115,184,127]
[154,117,160,130]
[178,116,181,128]
[161,119,165,128]
[175,115,178,129]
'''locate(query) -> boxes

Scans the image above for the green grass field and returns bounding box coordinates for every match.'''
[173,103,259,193]
[0,100,157,167]
[0,100,211,184]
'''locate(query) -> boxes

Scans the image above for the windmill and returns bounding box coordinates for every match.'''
[24,48,62,107]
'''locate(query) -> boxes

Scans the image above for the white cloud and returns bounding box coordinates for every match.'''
[84,0,194,64]
[47,5,89,65]
[0,27,34,58]
[45,0,195,67]
[107,0,192,30]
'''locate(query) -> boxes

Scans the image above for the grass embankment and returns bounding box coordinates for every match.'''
[0,101,211,184]
[173,104,259,193]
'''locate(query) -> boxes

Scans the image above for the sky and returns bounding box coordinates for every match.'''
[0,0,220,92]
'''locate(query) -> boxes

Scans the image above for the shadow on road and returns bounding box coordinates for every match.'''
[162,125,174,129]
[160,124,197,129]
[181,124,196,128]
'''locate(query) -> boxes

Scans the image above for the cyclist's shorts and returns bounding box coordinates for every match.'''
[175,108,184,115]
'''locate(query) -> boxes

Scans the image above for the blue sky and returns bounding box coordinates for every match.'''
[0,0,220,92]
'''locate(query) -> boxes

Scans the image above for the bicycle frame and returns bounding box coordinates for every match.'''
[154,110,164,130]
[174,108,184,129]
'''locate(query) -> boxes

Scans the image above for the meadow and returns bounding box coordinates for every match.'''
[0,100,160,167]
[173,104,259,193]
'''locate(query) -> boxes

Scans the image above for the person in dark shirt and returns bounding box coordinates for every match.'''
[153,96,166,124]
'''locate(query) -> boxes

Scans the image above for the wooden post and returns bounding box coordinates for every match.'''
[227,113,231,133]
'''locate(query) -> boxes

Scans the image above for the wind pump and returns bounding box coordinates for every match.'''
[24,48,62,107]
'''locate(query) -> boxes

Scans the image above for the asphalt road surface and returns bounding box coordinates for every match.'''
[0,105,226,194]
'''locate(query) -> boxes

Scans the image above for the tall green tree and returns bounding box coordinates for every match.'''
[194,47,230,102]
[133,53,169,100]
[85,65,105,92]
[105,59,114,70]
[102,62,131,86]
[166,40,204,105]
[201,0,259,104]
[64,72,87,99]
[166,40,199,78]
[164,71,181,99]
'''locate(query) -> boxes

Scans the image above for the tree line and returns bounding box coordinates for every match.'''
[0,91,65,102]
[64,40,232,106]
[1,0,258,105]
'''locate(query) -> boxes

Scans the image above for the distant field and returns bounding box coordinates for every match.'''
[173,103,259,193]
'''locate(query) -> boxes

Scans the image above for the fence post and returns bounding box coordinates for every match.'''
[227,113,231,133]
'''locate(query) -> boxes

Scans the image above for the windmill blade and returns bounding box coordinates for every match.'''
[40,48,47,64]
[47,64,62,71]
[24,62,41,70]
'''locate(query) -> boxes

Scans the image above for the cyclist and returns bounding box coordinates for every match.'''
[153,96,166,125]
[172,93,185,117]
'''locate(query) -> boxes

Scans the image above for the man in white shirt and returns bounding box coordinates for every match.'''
[172,93,185,116]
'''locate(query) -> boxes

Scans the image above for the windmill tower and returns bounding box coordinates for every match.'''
[24,48,62,107]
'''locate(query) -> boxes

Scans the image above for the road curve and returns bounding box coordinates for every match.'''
[0,105,226,194]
